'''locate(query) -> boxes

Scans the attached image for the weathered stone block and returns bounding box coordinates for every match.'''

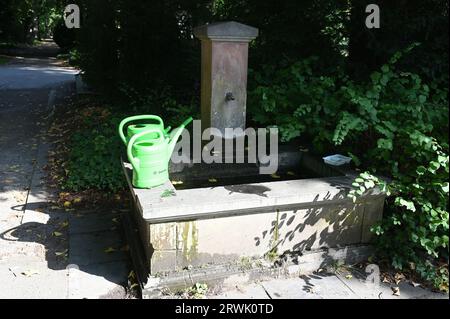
[151,250,177,274]
[194,21,258,138]
[172,203,367,270]
[149,223,177,250]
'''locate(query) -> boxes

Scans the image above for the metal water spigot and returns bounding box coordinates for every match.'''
[225,92,235,102]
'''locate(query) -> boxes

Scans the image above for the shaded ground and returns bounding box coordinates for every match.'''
[0,44,131,299]
[0,39,61,58]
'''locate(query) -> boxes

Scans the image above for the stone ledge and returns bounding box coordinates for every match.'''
[141,244,374,298]
[193,21,259,42]
[122,161,384,224]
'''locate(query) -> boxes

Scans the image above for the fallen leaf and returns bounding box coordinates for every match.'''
[63,201,71,208]
[271,174,281,179]
[410,281,421,288]
[22,270,39,277]
[345,274,353,280]
[128,271,135,279]
[171,180,184,185]
[392,287,400,296]
[130,283,139,289]
[161,189,176,198]
[55,249,68,257]
[104,247,117,254]
[287,171,296,176]
[112,218,119,224]
[53,231,63,237]
[208,178,218,183]
[394,273,406,284]
[60,221,69,228]
[73,198,82,204]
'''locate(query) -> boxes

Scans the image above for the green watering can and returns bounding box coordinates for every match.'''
[119,115,171,145]
[127,117,193,189]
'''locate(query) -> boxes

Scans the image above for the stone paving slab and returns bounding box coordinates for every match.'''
[210,273,449,299]
[68,261,128,299]
[69,212,121,235]
[211,283,270,299]
[68,211,130,298]
[1,56,130,299]
[0,260,68,299]
[261,275,358,299]
[69,229,128,267]
[335,272,448,299]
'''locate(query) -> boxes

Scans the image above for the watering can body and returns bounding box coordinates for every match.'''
[127,130,169,188]
[127,117,193,189]
[119,115,171,145]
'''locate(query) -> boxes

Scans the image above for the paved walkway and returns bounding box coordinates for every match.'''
[0,52,130,299]
[211,270,448,299]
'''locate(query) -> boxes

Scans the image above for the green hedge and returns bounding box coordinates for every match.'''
[248,47,449,290]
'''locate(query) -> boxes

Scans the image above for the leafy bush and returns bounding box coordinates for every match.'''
[64,110,126,192]
[62,93,198,193]
[248,46,449,290]
[118,84,200,127]
[248,56,346,146]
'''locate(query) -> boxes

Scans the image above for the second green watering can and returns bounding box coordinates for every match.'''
[127,117,193,189]
[119,115,171,145]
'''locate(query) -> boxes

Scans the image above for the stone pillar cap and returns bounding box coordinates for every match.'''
[193,21,259,42]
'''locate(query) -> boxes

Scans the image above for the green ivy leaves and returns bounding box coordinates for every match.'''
[248,48,448,291]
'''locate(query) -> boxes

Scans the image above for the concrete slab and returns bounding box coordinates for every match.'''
[68,261,128,299]
[0,260,68,299]
[211,283,270,299]
[206,273,449,300]
[261,275,359,299]
[1,56,131,299]
[69,230,128,266]
[69,212,121,235]
[335,272,449,299]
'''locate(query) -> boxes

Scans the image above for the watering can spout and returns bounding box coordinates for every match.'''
[168,117,193,159]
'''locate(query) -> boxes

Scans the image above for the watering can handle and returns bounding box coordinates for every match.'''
[127,129,165,174]
[119,115,164,144]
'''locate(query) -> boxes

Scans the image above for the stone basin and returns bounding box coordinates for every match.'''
[121,148,385,297]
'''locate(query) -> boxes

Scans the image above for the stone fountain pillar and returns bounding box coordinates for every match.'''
[193,21,258,139]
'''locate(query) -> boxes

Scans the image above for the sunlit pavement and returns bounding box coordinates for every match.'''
[0,57,129,299]
[0,57,78,90]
